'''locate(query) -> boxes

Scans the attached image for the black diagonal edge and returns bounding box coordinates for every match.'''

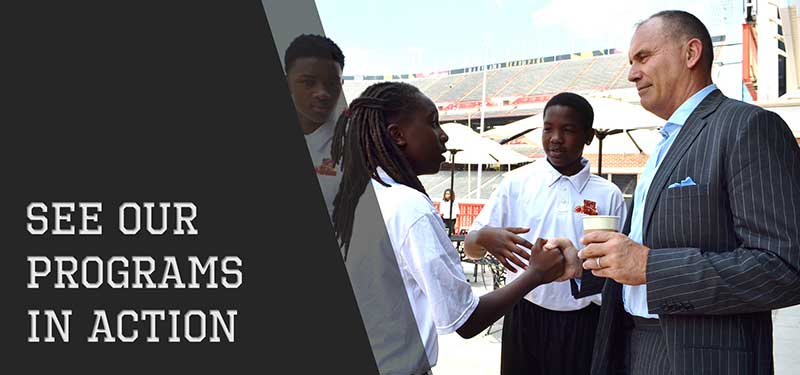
[1,0,377,373]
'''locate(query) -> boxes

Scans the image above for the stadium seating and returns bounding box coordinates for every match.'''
[343,52,636,106]
[495,63,557,98]
[423,74,464,101]
[571,54,632,91]
[463,66,525,101]
[610,65,634,89]
[343,80,373,101]
[438,71,489,102]
[532,58,595,95]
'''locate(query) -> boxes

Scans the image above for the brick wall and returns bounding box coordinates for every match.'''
[584,153,648,169]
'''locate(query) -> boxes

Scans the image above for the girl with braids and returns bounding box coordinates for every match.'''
[331,81,565,371]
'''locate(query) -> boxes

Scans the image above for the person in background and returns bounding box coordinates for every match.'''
[284,34,345,218]
[439,188,460,233]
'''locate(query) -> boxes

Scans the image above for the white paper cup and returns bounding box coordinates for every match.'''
[583,215,620,233]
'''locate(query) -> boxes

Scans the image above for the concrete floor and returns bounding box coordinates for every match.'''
[434,262,800,375]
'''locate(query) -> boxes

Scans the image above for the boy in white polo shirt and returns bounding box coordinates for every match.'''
[284,34,345,218]
[465,92,627,375]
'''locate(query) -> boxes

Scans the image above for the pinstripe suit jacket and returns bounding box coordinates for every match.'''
[591,90,800,375]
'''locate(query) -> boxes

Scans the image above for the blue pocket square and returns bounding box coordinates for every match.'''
[668,177,697,189]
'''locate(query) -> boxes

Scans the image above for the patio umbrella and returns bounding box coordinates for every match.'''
[584,127,663,156]
[440,123,532,214]
[482,114,543,143]
[521,126,663,174]
[441,123,532,165]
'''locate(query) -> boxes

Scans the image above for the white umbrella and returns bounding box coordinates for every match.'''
[440,122,532,203]
[524,126,663,155]
[441,123,532,165]
[482,114,543,143]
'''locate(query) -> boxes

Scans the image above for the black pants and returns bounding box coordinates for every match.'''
[501,300,600,375]
[443,218,456,233]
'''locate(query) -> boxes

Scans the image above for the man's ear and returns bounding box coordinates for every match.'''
[387,123,406,147]
[685,37,703,70]
[585,128,595,145]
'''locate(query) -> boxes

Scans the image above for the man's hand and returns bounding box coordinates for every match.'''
[524,238,565,284]
[544,237,582,282]
[475,227,533,273]
[579,231,648,285]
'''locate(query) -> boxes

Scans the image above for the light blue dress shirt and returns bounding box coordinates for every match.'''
[624,84,718,319]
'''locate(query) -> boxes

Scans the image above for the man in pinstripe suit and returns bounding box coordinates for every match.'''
[548,10,800,375]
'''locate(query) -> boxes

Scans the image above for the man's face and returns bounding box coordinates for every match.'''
[287,57,343,127]
[627,19,687,120]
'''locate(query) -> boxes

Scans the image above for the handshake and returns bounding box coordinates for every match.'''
[466,227,571,285]
[466,220,648,287]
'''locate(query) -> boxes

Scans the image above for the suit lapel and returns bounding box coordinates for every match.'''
[623,197,634,235]
[641,90,725,238]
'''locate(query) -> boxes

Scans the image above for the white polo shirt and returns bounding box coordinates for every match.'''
[304,118,341,218]
[470,158,626,311]
[373,168,480,367]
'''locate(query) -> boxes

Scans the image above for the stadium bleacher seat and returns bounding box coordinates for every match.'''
[341,51,637,113]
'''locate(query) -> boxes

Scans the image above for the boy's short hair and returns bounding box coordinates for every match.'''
[543,92,594,131]
[284,34,345,73]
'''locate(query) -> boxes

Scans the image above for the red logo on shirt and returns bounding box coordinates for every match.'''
[315,158,338,176]
[575,199,598,215]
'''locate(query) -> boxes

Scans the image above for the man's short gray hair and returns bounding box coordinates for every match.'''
[637,10,714,72]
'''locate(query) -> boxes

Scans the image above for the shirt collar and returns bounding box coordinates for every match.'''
[666,84,718,127]
[376,167,397,185]
[304,117,337,151]
[543,157,592,192]
[375,167,435,205]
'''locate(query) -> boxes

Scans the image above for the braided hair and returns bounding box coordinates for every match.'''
[331,81,428,259]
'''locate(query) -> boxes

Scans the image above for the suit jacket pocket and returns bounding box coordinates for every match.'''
[652,184,714,248]
[662,183,710,200]
[681,347,754,375]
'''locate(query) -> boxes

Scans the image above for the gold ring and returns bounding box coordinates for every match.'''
[596,257,602,268]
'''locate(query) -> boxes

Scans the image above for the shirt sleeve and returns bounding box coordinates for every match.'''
[398,212,480,335]
[469,178,510,231]
[453,201,460,216]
